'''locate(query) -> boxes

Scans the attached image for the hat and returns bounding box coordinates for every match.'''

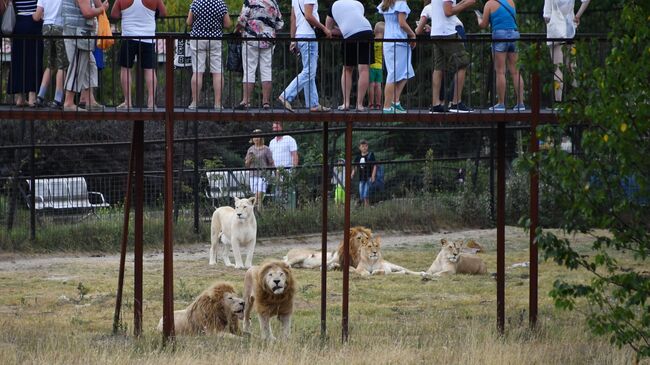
[359,139,369,145]
[250,129,264,144]
[252,129,263,135]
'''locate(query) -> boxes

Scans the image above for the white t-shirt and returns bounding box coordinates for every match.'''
[269,136,298,168]
[429,0,459,36]
[293,0,319,36]
[37,0,64,26]
[420,3,462,28]
[330,0,371,39]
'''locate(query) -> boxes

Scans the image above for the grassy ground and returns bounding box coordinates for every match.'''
[0,228,644,364]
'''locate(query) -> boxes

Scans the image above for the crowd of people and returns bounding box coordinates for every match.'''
[2,0,591,112]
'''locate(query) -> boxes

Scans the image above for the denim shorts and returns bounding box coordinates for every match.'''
[492,29,520,53]
[359,181,370,200]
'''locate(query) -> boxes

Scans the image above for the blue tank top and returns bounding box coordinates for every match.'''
[490,0,517,31]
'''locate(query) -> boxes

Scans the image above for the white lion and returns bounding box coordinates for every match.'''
[283,248,340,270]
[209,196,257,269]
[424,238,487,277]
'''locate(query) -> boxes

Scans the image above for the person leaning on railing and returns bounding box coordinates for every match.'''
[234,0,284,110]
[8,0,43,107]
[61,0,109,111]
[186,0,231,110]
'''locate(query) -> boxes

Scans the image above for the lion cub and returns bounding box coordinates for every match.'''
[424,238,487,277]
[355,236,424,276]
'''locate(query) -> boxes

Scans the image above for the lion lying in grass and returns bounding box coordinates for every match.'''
[243,260,295,340]
[336,226,372,268]
[424,239,487,278]
[355,236,424,276]
[283,248,340,270]
[156,281,245,336]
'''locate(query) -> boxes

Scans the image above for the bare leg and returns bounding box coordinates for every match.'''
[368,82,375,107]
[432,70,443,106]
[191,72,203,106]
[120,67,132,107]
[374,82,382,107]
[241,82,254,105]
[356,64,369,109]
[55,69,65,99]
[261,81,272,106]
[382,82,394,109]
[494,52,507,105]
[341,66,353,109]
[212,72,223,108]
[507,52,524,105]
[144,68,156,108]
[393,79,407,105]
[452,68,466,104]
[550,43,564,102]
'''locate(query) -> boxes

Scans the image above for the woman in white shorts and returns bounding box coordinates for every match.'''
[245,129,275,210]
[186,0,232,109]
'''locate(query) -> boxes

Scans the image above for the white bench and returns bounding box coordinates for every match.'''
[26,177,109,212]
[205,170,251,207]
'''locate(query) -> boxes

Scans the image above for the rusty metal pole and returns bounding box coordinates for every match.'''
[162,35,176,342]
[113,141,135,334]
[133,120,144,337]
[529,42,541,328]
[320,121,329,339]
[342,120,352,343]
[496,121,506,335]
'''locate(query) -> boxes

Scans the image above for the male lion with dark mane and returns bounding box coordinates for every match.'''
[156,281,245,336]
[336,226,372,268]
[243,260,296,340]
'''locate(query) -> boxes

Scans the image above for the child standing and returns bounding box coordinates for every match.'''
[33,0,68,109]
[377,0,416,114]
[369,21,384,110]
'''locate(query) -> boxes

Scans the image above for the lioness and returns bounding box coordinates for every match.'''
[424,238,487,277]
[243,260,295,340]
[156,281,245,336]
[209,196,257,269]
[355,236,424,276]
[336,226,372,269]
[283,248,340,270]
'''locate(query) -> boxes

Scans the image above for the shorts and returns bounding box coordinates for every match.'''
[242,42,273,83]
[190,39,223,73]
[43,24,68,70]
[432,34,470,72]
[343,30,373,66]
[249,176,268,194]
[492,29,520,53]
[369,67,382,83]
[119,39,155,69]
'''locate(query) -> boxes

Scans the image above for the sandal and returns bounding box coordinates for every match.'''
[337,105,349,111]
[277,96,294,112]
[310,104,331,112]
[116,102,130,110]
[262,103,271,110]
[234,102,249,110]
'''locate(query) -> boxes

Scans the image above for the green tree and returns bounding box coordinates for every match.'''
[521,1,649,360]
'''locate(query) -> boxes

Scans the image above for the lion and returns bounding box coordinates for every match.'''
[156,281,245,336]
[424,238,488,277]
[336,226,372,269]
[209,196,257,269]
[283,248,339,270]
[243,260,295,340]
[354,236,424,276]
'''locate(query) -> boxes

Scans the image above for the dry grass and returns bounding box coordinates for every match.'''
[0,228,644,365]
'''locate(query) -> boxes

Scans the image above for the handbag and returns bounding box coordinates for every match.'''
[1,0,16,35]
[173,27,192,68]
[226,34,243,73]
[298,2,326,39]
[96,11,114,50]
[546,0,574,39]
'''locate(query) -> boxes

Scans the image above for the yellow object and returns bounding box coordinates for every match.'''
[370,41,382,70]
[334,184,345,205]
[620,123,628,132]
[97,11,114,50]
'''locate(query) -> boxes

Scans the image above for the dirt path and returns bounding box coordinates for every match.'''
[0,227,532,272]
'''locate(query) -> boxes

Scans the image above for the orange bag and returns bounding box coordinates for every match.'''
[96,11,114,50]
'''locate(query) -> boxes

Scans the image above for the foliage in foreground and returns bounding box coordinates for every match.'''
[521,1,650,359]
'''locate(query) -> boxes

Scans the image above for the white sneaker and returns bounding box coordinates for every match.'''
[188,102,197,110]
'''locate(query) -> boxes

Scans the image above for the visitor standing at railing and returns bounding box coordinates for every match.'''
[186,0,231,110]
[368,21,384,110]
[416,0,474,113]
[61,0,109,111]
[245,129,275,211]
[543,0,590,108]
[269,121,299,209]
[326,0,373,112]
[377,0,416,114]
[8,0,43,107]
[351,139,377,207]
[234,0,284,110]
[277,0,331,112]
[111,0,167,109]
[32,0,67,109]
[477,0,526,111]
